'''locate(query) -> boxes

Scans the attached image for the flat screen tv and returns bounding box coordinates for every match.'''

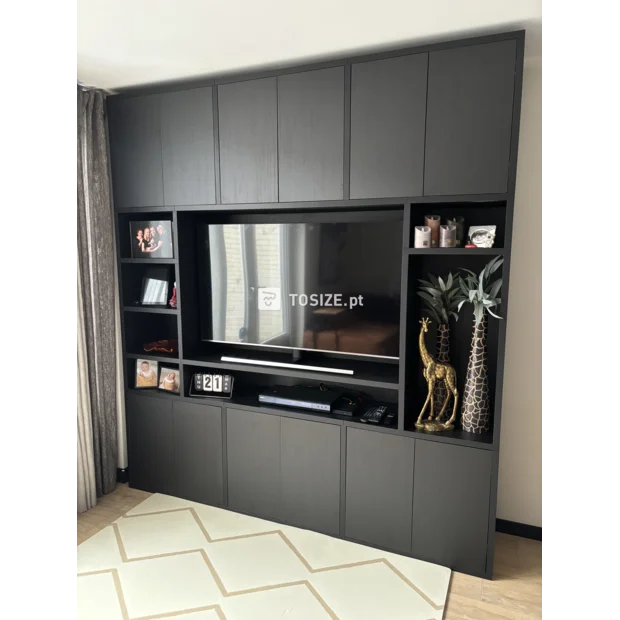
[200,211,402,359]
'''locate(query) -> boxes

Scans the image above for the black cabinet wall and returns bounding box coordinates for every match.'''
[226,408,342,533]
[126,394,224,504]
[107,88,216,208]
[108,34,522,205]
[280,416,341,536]
[412,440,493,576]
[218,78,279,204]
[345,427,415,554]
[423,40,518,196]
[349,54,428,199]
[160,87,216,206]
[126,393,175,494]
[277,67,345,202]
[124,394,498,577]
[108,95,164,209]
[226,407,281,519]
[173,401,223,506]
[114,31,525,580]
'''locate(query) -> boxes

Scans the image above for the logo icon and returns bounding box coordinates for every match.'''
[258,287,281,311]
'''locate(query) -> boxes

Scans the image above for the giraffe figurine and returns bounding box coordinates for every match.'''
[416,317,459,432]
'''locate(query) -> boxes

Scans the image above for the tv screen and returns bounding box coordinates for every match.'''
[201,214,402,359]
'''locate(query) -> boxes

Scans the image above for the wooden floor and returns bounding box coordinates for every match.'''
[78,484,542,619]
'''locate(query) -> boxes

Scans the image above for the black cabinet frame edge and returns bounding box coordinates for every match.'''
[111,30,525,98]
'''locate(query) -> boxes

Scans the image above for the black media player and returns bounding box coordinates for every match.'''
[258,386,341,413]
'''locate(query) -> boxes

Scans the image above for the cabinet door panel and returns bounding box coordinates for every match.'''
[226,408,281,519]
[107,95,164,208]
[412,441,492,576]
[161,87,216,206]
[278,67,344,201]
[218,78,278,204]
[345,427,414,553]
[350,54,427,199]
[173,401,223,506]
[280,417,341,535]
[126,393,175,494]
[424,40,517,196]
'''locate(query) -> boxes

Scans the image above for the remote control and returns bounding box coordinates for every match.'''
[383,411,397,426]
[361,405,387,424]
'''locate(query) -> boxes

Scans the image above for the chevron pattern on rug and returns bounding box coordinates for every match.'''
[77,493,450,620]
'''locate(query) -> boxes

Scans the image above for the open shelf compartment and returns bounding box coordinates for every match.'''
[402,251,504,446]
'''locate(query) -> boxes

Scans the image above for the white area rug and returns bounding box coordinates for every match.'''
[77,493,450,619]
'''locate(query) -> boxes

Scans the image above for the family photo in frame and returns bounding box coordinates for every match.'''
[158,367,180,393]
[130,220,174,259]
[135,359,180,395]
[135,359,158,388]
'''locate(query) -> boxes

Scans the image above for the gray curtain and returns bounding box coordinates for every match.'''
[77,86,118,499]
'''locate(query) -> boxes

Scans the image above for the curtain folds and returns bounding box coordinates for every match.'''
[78,262,97,512]
[77,86,118,505]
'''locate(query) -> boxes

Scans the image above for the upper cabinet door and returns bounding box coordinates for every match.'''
[424,40,517,196]
[161,87,216,206]
[107,94,164,209]
[278,67,345,202]
[349,54,428,199]
[218,78,278,204]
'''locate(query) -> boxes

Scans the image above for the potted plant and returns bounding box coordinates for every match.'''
[456,256,504,434]
[417,272,461,420]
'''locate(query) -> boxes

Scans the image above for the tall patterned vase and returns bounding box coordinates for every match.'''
[461,313,491,434]
[433,323,450,419]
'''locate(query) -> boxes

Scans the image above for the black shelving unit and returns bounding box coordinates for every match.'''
[109,29,525,580]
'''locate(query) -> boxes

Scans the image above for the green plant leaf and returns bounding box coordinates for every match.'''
[489,256,504,274]
[457,300,468,312]
[437,276,446,291]
[446,272,453,290]
[487,307,503,320]
[489,278,503,300]
[417,291,436,304]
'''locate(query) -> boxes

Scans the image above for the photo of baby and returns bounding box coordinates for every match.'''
[135,359,158,388]
[130,220,174,259]
[158,367,180,394]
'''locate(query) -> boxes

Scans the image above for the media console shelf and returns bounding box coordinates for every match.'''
[110,29,524,579]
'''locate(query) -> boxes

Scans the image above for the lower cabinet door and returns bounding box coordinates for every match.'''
[280,417,341,536]
[173,401,224,506]
[345,427,415,553]
[126,393,175,495]
[412,440,492,576]
[226,408,281,520]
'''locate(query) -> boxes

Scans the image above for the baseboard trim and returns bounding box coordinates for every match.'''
[116,468,129,484]
[496,518,542,541]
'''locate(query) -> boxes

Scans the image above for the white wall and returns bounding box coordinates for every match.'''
[497,53,542,527]
[78,1,542,90]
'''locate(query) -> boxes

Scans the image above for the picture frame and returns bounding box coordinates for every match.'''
[140,267,170,306]
[467,225,497,248]
[158,366,180,394]
[135,359,158,389]
[130,220,174,259]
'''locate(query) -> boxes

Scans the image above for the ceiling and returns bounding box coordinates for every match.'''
[78,0,542,92]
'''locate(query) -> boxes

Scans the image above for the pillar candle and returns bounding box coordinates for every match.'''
[424,215,441,248]
[414,226,432,248]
